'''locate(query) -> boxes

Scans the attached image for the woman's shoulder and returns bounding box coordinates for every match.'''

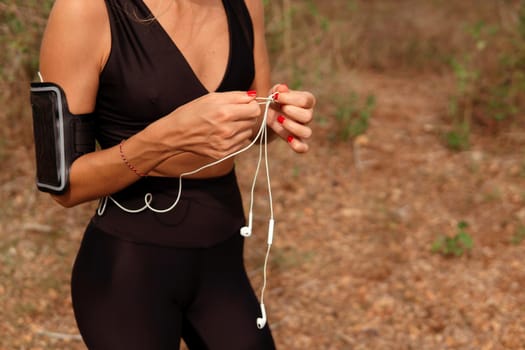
[41,0,109,69]
[41,0,109,65]
[40,0,110,113]
[48,0,108,25]
[43,0,109,50]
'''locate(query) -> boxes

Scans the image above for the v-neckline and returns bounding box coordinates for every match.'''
[140,0,232,93]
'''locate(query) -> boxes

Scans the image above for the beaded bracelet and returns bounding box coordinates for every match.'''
[119,140,148,177]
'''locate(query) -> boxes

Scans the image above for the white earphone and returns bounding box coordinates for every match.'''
[257,303,267,329]
[97,92,279,329]
[240,212,253,237]
[255,218,274,329]
[242,99,275,330]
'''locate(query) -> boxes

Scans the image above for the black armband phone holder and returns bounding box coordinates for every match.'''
[30,82,95,194]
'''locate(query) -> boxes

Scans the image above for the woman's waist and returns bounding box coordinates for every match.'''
[108,168,242,209]
[91,168,246,247]
[90,168,246,247]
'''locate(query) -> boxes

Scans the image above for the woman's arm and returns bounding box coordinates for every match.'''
[245,0,316,153]
[40,0,260,207]
[40,0,158,208]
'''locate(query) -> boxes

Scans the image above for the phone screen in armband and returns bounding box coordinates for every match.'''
[31,85,67,193]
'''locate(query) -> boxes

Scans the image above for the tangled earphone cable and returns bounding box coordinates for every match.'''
[97,92,278,329]
[97,93,276,215]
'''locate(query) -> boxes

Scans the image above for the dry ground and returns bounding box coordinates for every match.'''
[1,69,525,350]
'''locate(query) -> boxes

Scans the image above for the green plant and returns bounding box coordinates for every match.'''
[487,2,525,122]
[0,1,55,164]
[483,187,502,202]
[335,92,376,142]
[511,226,525,245]
[263,0,332,86]
[292,165,301,178]
[272,247,315,270]
[432,221,474,257]
[446,5,525,146]
[445,23,488,151]
[444,119,470,151]
[0,1,54,81]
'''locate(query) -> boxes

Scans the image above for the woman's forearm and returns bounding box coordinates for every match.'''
[51,90,261,207]
[51,125,177,207]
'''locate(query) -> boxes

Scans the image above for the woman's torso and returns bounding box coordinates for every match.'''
[91,0,255,247]
[95,0,255,177]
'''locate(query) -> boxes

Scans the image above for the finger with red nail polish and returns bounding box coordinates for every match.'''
[287,135,294,143]
[277,115,286,124]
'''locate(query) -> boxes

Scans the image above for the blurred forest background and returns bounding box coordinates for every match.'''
[1,0,525,349]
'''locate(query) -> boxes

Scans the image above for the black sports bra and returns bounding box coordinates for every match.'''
[95,0,255,148]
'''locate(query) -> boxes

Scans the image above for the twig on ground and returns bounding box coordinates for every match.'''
[35,329,82,341]
[22,223,53,233]
[353,143,363,171]
[337,331,354,346]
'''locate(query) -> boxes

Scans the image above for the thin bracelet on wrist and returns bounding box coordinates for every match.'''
[119,139,148,177]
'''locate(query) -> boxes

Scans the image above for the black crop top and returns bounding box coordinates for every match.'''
[90,0,256,247]
[95,0,255,148]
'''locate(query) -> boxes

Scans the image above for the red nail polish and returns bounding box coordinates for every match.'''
[287,135,294,143]
[247,90,257,97]
[277,115,285,124]
[274,92,279,101]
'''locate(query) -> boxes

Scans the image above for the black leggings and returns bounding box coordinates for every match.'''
[71,223,276,349]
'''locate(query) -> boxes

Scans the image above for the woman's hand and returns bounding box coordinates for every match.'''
[266,84,316,153]
[149,91,261,160]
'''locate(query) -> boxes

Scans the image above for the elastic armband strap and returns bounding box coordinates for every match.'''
[30,82,95,194]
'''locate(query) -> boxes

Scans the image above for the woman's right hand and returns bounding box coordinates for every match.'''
[149,91,261,161]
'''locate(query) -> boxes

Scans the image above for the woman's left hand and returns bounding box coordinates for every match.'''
[267,84,316,153]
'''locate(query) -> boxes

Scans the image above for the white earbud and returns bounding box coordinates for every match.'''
[256,303,267,329]
[267,219,274,245]
[240,226,251,237]
[240,212,253,237]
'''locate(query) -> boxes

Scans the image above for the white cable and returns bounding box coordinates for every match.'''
[259,240,272,307]
[96,92,279,328]
[264,110,274,221]
[257,106,275,318]
[97,93,277,215]
[242,113,265,236]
